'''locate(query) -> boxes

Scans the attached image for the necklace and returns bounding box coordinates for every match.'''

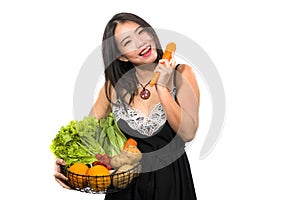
[138,80,151,100]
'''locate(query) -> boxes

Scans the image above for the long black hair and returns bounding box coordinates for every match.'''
[101,12,163,105]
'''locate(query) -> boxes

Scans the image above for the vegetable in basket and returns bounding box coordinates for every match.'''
[112,164,135,189]
[50,119,97,166]
[123,138,138,150]
[50,114,128,167]
[110,144,142,169]
[112,162,142,189]
[99,112,127,157]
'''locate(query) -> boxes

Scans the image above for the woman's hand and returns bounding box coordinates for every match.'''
[154,55,176,90]
[54,158,71,189]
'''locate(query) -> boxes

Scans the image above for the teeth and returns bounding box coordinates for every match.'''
[140,46,151,55]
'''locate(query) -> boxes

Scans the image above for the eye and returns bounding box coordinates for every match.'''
[124,40,132,47]
[138,29,145,35]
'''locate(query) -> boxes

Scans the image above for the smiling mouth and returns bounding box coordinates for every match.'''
[139,45,151,56]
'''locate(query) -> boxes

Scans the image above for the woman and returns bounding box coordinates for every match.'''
[54,12,200,200]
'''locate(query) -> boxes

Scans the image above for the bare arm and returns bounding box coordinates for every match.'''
[156,64,200,142]
[89,83,112,119]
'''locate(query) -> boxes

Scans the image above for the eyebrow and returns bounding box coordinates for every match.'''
[120,26,143,45]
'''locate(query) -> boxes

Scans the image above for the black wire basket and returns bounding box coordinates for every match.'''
[60,163,141,194]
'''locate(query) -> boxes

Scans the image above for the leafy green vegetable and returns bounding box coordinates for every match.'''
[77,116,105,155]
[50,120,96,167]
[99,113,127,157]
[50,114,127,166]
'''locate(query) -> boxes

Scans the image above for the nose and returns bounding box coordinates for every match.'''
[133,35,146,49]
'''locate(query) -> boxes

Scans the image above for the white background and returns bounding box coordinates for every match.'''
[1,0,299,199]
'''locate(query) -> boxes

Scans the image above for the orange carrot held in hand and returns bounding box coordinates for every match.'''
[149,42,176,87]
[123,138,137,150]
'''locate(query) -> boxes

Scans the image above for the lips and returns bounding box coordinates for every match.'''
[139,45,151,57]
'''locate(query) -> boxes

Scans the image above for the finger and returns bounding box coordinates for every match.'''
[155,63,173,75]
[55,177,71,189]
[154,64,164,73]
[162,60,172,69]
[54,171,68,181]
[54,163,63,173]
[164,59,174,71]
[159,59,169,66]
[55,158,66,165]
[55,159,66,173]
[170,57,176,68]
[54,164,61,173]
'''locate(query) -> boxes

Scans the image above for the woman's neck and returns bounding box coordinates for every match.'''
[135,63,156,84]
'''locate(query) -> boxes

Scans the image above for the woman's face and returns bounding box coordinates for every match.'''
[114,21,157,66]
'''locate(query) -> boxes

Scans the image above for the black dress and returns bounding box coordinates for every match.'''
[105,66,197,200]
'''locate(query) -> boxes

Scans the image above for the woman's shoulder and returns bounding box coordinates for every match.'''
[175,63,200,98]
[176,64,197,80]
[90,82,114,119]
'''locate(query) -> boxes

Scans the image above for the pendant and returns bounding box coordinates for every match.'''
[140,88,151,100]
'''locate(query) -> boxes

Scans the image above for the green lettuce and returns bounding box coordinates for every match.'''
[50,114,127,166]
[99,113,127,157]
[50,119,97,166]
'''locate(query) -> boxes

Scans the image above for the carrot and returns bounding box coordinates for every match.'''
[123,138,137,150]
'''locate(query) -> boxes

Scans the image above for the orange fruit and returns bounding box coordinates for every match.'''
[87,165,111,191]
[68,162,89,189]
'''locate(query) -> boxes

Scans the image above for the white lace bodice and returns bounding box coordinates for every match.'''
[112,87,176,136]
